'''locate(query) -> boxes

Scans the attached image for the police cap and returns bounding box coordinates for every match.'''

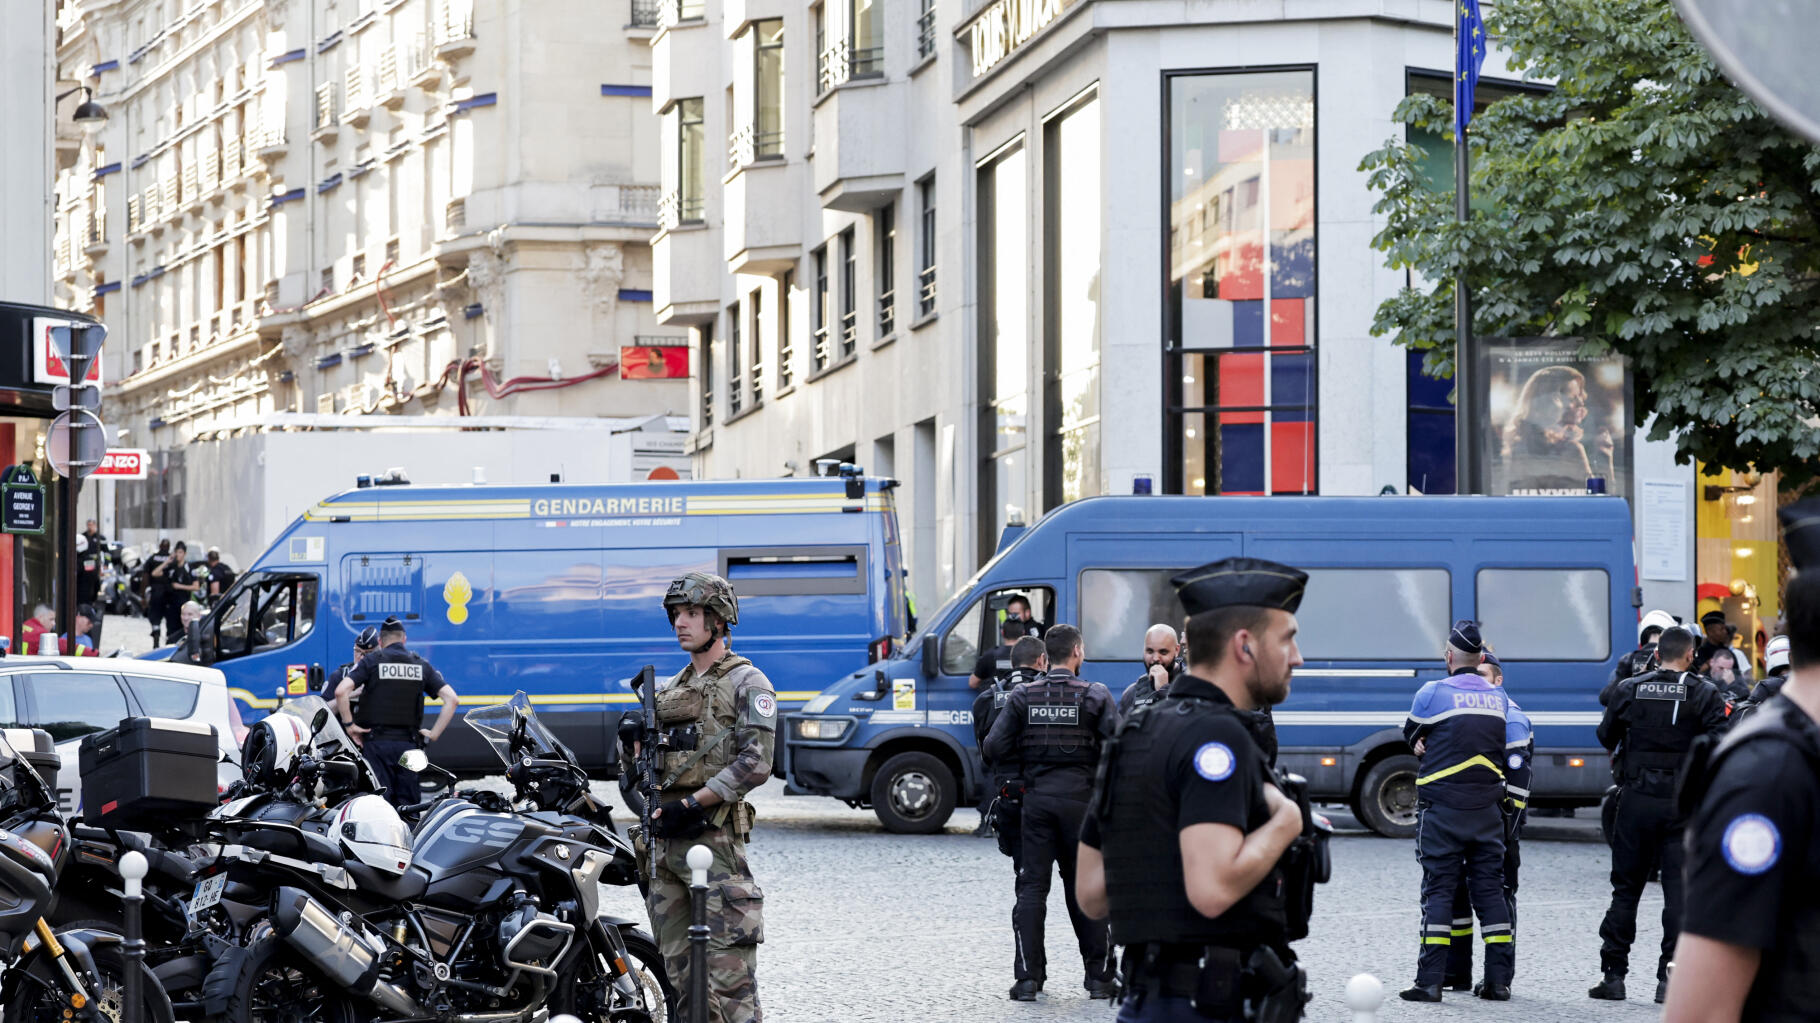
[1779,496,1820,572]
[379,615,407,636]
[355,627,380,650]
[1170,557,1307,617]
[1449,620,1484,655]
[1700,610,1728,627]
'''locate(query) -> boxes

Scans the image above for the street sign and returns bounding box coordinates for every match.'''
[94,449,150,480]
[0,466,45,536]
[47,410,106,479]
[31,318,104,387]
[1674,0,1820,144]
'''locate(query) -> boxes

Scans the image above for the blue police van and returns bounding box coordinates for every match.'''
[157,472,906,777]
[785,495,1635,837]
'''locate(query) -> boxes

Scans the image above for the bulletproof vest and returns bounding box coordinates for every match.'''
[1016,673,1102,766]
[1620,643,1658,680]
[1732,675,1788,728]
[1101,696,1285,947]
[1128,672,1168,713]
[1677,695,1820,1018]
[355,647,432,730]
[1616,670,1707,792]
[655,653,755,793]
[990,645,1015,681]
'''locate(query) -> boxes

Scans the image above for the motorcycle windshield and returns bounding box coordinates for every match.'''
[275,695,381,791]
[465,692,581,769]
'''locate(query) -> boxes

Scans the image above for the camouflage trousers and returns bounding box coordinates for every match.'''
[647,822,765,1023]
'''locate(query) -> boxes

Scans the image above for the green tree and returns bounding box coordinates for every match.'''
[1360,0,1820,488]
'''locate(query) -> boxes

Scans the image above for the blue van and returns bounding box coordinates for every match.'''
[784,495,1635,836]
[159,472,905,776]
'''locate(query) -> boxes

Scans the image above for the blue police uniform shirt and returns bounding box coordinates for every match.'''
[1403,672,1511,809]
[1503,697,1535,810]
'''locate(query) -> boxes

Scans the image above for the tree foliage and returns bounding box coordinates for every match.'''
[1360,0,1820,488]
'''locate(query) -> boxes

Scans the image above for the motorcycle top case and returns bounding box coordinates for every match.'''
[78,716,219,827]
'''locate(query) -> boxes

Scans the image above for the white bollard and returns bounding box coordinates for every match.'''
[119,849,147,898]
[38,633,58,655]
[687,843,713,887]
[1345,973,1385,1023]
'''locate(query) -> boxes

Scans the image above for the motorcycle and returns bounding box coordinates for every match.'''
[0,728,176,1023]
[100,543,143,619]
[213,693,670,1023]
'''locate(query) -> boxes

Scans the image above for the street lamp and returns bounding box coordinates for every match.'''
[56,86,109,134]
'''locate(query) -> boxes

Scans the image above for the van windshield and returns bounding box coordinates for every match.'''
[901,561,994,657]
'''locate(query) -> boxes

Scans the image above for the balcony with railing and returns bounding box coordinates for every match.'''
[344,65,372,125]
[180,164,199,206]
[812,57,905,211]
[127,195,144,235]
[630,0,660,27]
[839,309,858,360]
[658,190,705,231]
[877,289,895,338]
[817,38,883,93]
[436,0,476,56]
[222,136,243,179]
[723,134,800,275]
[614,184,661,224]
[917,2,936,59]
[377,46,406,106]
[313,82,340,140]
[918,264,937,317]
[405,34,443,86]
[253,122,290,161]
[200,147,221,192]
[656,0,705,29]
[83,209,107,256]
[726,124,785,171]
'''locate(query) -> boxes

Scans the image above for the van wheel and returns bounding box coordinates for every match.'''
[1355,755,1421,839]
[870,752,955,834]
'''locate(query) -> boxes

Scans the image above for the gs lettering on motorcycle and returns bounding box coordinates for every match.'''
[416,810,530,876]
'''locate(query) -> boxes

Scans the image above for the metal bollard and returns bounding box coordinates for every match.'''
[120,850,148,1023]
[687,844,713,1023]
[1345,973,1384,1023]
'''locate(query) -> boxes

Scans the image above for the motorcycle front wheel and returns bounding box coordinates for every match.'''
[556,927,673,1023]
[2,942,176,1023]
[221,935,358,1023]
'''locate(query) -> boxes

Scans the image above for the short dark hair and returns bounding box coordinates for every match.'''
[1787,574,1820,670]
[1044,623,1082,663]
[1185,606,1274,669]
[1007,594,1031,611]
[1656,627,1696,664]
[1010,636,1046,668]
[1000,618,1028,641]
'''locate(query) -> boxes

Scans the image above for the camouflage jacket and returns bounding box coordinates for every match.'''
[656,652,777,806]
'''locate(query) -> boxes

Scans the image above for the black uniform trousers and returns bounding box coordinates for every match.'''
[1013,789,1113,986]
[1446,807,1523,983]
[1598,787,1685,980]
[1416,802,1513,987]
[361,730,422,807]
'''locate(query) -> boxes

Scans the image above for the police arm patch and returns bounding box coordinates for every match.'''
[750,691,777,721]
[1507,752,1525,770]
[1193,742,1235,782]
[1722,813,1781,875]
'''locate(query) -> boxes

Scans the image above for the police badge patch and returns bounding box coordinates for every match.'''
[1193,742,1235,782]
[1722,813,1781,875]
[753,692,776,719]
[1508,752,1524,770]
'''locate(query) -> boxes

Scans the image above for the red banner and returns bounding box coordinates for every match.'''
[619,346,689,380]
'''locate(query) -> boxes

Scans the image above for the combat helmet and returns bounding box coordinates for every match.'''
[663,571,740,626]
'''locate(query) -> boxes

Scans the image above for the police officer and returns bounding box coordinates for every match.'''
[1731,635,1791,727]
[325,627,380,695]
[1589,624,1726,1003]
[970,618,1029,690]
[983,623,1119,1002]
[1119,623,1180,717]
[641,572,774,1023]
[1602,609,1679,705]
[334,616,459,806]
[1401,622,1514,1003]
[1445,651,1532,992]
[974,635,1046,856]
[1662,498,1820,1021]
[1075,557,1315,1022]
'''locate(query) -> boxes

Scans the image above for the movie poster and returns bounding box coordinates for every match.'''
[1478,337,1631,499]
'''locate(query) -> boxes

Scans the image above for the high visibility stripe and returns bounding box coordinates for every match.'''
[1424,937,1452,946]
[1507,785,1532,799]
[1482,923,1511,934]
[1417,754,1505,786]
[1450,928,1474,937]
[1484,935,1513,944]
[1510,799,1528,809]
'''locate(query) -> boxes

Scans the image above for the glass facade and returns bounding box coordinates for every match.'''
[978,142,1028,549]
[1044,94,1101,508]
[1165,69,1316,494]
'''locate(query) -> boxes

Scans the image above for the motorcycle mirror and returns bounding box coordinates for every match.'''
[399,749,430,772]
[310,708,331,737]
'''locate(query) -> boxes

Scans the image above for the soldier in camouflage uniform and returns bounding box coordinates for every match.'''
[640,572,775,1023]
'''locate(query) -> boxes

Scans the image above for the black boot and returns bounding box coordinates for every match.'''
[1655,978,1668,1004]
[1444,974,1473,992]
[1085,977,1119,1000]
[1008,980,1040,1001]
[1399,984,1443,1002]
[1588,972,1626,1000]
[1474,981,1511,1001]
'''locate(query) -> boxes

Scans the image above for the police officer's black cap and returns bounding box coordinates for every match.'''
[1170,557,1307,617]
[355,627,380,649]
[1449,619,1483,655]
[1780,496,1820,572]
[1700,610,1728,627]
[379,615,406,634]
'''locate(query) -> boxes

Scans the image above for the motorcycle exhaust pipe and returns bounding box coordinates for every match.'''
[272,887,425,1018]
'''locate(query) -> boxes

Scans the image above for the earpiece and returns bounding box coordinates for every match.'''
[1242,643,1253,657]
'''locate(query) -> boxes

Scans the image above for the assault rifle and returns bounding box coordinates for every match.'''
[617,665,661,885]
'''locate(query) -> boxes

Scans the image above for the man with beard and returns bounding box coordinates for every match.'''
[1119,624,1180,717]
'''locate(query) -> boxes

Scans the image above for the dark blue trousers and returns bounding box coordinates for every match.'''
[1116,993,1238,1023]
[1415,802,1512,987]
[1448,808,1524,983]
[361,736,421,807]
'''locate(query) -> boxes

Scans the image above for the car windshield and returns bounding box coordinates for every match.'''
[465,692,578,769]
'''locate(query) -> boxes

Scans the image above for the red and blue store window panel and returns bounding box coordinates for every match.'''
[1181,349,1316,495]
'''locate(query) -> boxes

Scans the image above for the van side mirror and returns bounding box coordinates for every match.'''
[920,633,939,677]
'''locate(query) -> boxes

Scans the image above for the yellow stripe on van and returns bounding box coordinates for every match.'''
[231,689,821,710]
[305,497,886,522]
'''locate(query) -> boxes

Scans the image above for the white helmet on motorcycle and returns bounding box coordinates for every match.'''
[334,794,413,875]
[1638,609,1679,644]
[241,714,309,790]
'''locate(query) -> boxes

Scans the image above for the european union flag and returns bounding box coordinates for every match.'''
[1456,0,1487,135]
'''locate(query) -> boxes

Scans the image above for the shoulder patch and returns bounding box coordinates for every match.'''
[752,691,776,719]
[1507,752,1525,770]
[1193,742,1236,782]
[1722,813,1781,875]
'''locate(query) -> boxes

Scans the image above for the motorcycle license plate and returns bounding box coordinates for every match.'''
[191,874,226,915]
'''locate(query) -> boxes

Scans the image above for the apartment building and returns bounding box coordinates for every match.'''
[53,0,689,559]
[654,0,1698,615]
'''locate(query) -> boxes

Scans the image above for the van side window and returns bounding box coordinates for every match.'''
[215,575,321,661]
[941,586,1054,676]
[1080,570,1183,658]
[942,600,984,675]
[720,547,868,596]
[1477,568,1610,660]
[1297,568,1451,660]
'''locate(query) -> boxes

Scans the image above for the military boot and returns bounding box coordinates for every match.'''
[1009,980,1041,1001]
[1399,984,1443,1002]
[1655,978,1669,1004]
[1588,972,1626,1000]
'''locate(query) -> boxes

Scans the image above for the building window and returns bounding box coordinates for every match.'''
[749,288,765,404]
[667,98,705,227]
[1044,92,1101,509]
[320,266,335,295]
[754,20,784,159]
[779,269,795,389]
[978,141,1029,553]
[728,302,743,417]
[1165,69,1317,495]
[700,322,714,427]
[812,245,830,372]
[814,5,831,93]
[877,203,896,338]
[917,175,937,318]
[850,0,882,77]
[917,0,936,59]
[839,227,858,358]
[1407,350,1455,494]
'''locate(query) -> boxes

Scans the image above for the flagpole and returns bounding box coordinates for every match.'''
[1453,5,1479,495]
